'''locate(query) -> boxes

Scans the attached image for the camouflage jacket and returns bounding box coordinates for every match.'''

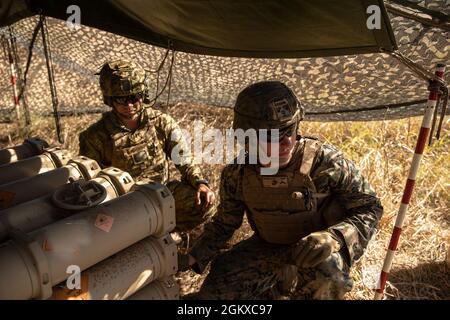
[190,138,383,272]
[78,106,205,186]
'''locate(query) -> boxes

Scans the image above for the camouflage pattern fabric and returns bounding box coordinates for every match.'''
[1,0,448,122]
[98,60,146,98]
[189,137,383,298]
[166,180,214,233]
[79,105,211,231]
[79,105,204,186]
[187,235,353,300]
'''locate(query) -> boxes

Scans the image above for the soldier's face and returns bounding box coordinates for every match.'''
[260,130,297,168]
[113,98,143,121]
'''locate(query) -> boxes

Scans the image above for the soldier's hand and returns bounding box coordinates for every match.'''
[196,184,216,209]
[292,231,341,269]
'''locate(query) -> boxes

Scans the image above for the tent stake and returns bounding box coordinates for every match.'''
[374,63,446,300]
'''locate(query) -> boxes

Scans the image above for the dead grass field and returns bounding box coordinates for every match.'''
[1,103,449,300]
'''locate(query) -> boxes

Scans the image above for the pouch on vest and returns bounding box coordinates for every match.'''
[128,144,150,165]
[250,210,320,245]
[243,138,325,245]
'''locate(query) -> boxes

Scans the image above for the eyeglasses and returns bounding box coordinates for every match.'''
[261,123,297,142]
[279,124,297,140]
[113,93,143,105]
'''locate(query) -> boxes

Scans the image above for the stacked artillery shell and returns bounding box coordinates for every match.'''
[51,235,178,300]
[0,147,71,186]
[0,150,179,300]
[0,155,101,210]
[0,166,134,243]
[0,138,49,166]
[0,179,177,300]
[50,184,180,300]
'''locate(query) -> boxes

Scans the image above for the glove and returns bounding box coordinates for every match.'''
[292,231,342,269]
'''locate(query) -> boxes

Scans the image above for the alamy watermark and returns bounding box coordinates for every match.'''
[361,265,381,290]
[66,264,81,290]
[66,5,81,31]
[170,120,287,175]
[366,5,381,30]
[65,4,382,32]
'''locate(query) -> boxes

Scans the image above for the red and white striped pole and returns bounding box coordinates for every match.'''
[374,63,446,300]
[6,38,21,122]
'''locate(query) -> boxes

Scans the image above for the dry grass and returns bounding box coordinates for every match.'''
[0,103,449,300]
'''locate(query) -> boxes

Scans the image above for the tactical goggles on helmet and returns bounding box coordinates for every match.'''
[112,93,144,105]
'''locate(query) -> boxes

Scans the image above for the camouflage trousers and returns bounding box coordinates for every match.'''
[166,180,214,233]
[190,235,353,300]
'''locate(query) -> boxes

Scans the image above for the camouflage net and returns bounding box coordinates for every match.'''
[0,0,448,123]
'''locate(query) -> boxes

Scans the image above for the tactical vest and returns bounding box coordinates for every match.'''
[242,138,345,245]
[104,110,169,182]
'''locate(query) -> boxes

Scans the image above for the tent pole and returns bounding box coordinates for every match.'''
[3,36,22,127]
[9,26,31,127]
[40,16,64,144]
[374,63,446,300]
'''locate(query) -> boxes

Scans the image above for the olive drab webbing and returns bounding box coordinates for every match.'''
[102,109,169,182]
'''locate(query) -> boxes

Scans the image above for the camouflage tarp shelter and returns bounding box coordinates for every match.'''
[0,0,448,122]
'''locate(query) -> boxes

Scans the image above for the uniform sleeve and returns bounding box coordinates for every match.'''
[78,130,104,166]
[189,165,246,273]
[158,114,205,187]
[311,144,383,266]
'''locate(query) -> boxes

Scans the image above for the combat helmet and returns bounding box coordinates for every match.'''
[98,60,147,105]
[233,81,304,131]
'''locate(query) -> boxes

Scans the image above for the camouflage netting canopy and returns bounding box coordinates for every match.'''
[0,0,448,122]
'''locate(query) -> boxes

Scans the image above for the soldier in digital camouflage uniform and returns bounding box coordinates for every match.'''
[79,60,215,233]
[181,81,383,300]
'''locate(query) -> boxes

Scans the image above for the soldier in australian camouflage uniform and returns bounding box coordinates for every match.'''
[79,60,215,232]
[181,81,383,299]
